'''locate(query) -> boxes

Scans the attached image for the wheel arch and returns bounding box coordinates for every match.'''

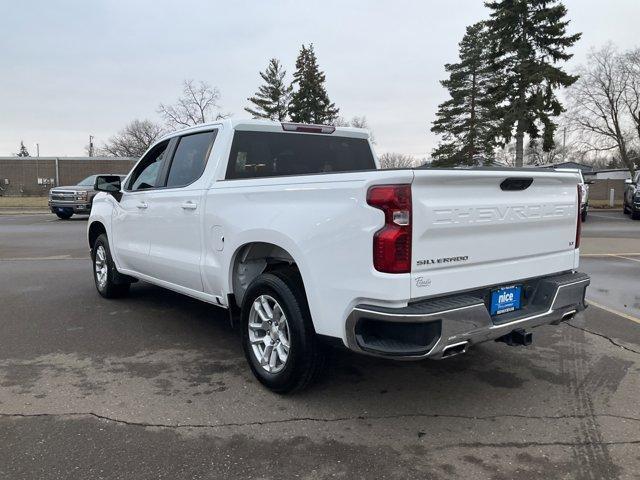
[88,221,107,250]
[228,241,309,309]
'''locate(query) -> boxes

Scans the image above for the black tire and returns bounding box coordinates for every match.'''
[581,209,587,222]
[56,212,73,220]
[241,269,324,393]
[91,234,130,298]
[632,209,640,220]
[623,203,630,214]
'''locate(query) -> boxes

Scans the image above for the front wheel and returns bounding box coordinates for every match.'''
[92,234,130,298]
[241,269,324,393]
[56,211,73,220]
[632,209,640,220]
[581,209,587,222]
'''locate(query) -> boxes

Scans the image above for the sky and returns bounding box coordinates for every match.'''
[2,0,639,158]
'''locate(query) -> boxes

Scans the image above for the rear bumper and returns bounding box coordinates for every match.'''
[345,271,589,360]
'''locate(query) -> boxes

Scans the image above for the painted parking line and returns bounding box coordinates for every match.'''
[588,213,624,220]
[0,256,88,261]
[581,253,640,257]
[587,299,640,326]
[615,255,640,263]
[581,253,640,263]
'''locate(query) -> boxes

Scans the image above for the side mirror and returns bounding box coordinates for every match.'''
[95,175,122,196]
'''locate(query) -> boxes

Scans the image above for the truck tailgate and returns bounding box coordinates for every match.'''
[410,169,580,300]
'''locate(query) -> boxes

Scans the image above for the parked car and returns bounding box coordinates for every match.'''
[87,119,590,392]
[49,174,127,219]
[623,172,640,220]
[554,168,591,221]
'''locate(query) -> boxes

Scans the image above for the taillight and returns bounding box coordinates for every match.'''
[576,185,582,249]
[367,184,412,273]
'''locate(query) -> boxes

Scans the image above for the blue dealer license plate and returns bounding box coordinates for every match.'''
[490,285,522,315]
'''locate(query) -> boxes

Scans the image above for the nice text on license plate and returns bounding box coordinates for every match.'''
[490,285,522,316]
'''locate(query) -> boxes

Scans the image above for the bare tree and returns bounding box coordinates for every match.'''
[334,115,375,143]
[158,80,229,129]
[348,116,369,129]
[493,143,517,167]
[102,119,165,158]
[567,45,635,175]
[524,120,581,165]
[622,48,640,147]
[526,140,564,166]
[378,152,416,169]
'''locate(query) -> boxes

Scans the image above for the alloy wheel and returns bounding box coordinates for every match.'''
[247,294,291,373]
[95,245,108,289]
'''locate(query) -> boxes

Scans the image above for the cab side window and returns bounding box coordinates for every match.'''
[127,140,170,191]
[165,131,217,188]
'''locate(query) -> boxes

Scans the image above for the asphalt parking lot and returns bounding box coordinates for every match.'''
[1,211,639,479]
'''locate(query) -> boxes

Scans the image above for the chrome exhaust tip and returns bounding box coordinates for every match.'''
[562,309,578,321]
[441,341,469,358]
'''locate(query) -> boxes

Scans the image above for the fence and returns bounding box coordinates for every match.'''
[0,157,137,196]
[588,179,627,203]
[1,157,630,202]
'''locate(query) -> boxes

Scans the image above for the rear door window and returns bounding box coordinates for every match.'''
[225,131,375,179]
[165,130,217,188]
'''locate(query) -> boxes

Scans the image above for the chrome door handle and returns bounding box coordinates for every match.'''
[136,202,148,210]
[181,201,197,210]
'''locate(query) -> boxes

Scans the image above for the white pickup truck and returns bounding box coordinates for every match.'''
[88,119,590,392]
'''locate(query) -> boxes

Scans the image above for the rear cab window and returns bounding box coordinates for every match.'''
[225,131,376,179]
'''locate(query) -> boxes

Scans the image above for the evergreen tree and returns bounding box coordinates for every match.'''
[431,22,499,167]
[289,44,339,124]
[485,0,581,166]
[16,141,30,157]
[245,59,292,120]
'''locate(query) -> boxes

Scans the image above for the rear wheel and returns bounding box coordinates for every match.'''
[623,202,630,214]
[241,269,324,393]
[92,234,130,298]
[581,209,587,222]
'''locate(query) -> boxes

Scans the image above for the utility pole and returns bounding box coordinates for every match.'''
[88,135,94,157]
[562,127,566,163]
[36,143,40,157]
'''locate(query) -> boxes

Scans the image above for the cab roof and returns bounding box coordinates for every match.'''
[159,118,370,141]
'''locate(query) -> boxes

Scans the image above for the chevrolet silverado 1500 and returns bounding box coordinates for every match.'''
[49,174,127,219]
[88,119,590,392]
[623,172,640,219]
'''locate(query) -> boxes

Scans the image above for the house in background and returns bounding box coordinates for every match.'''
[587,168,632,181]
[541,161,594,173]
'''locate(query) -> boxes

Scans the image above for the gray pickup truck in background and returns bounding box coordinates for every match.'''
[623,172,640,220]
[49,174,126,220]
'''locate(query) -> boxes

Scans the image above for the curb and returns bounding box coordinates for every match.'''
[0,210,51,215]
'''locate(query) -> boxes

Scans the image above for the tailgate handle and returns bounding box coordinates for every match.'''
[500,177,533,191]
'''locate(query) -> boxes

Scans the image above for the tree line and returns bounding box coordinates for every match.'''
[430,0,581,168]
[430,0,640,175]
[99,44,376,160]
[567,44,640,175]
[13,0,639,174]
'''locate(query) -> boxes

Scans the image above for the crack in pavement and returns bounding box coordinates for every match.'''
[1,411,639,430]
[566,322,640,355]
[428,439,640,450]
